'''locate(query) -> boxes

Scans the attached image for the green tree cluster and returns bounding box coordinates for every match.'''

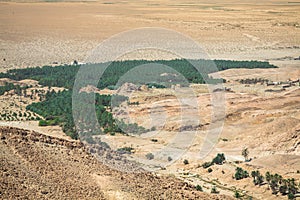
[202,153,226,169]
[0,59,277,90]
[234,167,249,180]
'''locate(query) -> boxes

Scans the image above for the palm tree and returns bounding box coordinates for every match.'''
[242,148,249,161]
[266,172,271,183]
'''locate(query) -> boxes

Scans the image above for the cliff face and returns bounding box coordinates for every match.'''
[0,126,233,200]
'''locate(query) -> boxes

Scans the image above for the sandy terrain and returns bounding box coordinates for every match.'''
[0,0,300,199]
[0,0,299,71]
[100,82,300,199]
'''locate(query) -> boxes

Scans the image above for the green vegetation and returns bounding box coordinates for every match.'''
[183,159,189,165]
[212,153,226,165]
[232,169,300,200]
[265,172,299,198]
[0,82,31,96]
[26,90,146,139]
[202,153,226,169]
[202,161,213,169]
[196,185,203,192]
[0,59,276,140]
[211,186,219,194]
[38,119,59,126]
[117,146,134,154]
[251,170,264,186]
[0,83,15,95]
[0,59,277,90]
[27,90,76,138]
[238,78,269,84]
[234,167,249,180]
[234,190,242,199]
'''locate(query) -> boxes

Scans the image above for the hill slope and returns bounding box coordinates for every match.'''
[0,126,233,200]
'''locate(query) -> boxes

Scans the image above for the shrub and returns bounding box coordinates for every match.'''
[212,153,226,165]
[67,131,78,140]
[183,159,189,165]
[202,162,213,169]
[117,146,134,154]
[242,148,249,161]
[146,153,154,160]
[288,192,295,200]
[211,186,219,194]
[38,120,48,126]
[196,185,203,191]
[150,127,156,131]
[234,167,249,180]
[168,156,172,162]
[151,139,158,142]
[251,170,264,185]
[110,132,115,136]
[234,190,242,198]
[208,168,213,173]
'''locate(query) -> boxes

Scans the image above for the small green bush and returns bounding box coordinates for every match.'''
[196,185,203,191]
[211,186,219,194]
[183,159,189,165]
[202,162,213,169]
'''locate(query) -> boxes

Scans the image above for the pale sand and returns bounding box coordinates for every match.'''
[0,0,299,72]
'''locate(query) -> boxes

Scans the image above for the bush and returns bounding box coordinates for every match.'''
[288,192,295,200]
[150,127,156,131]
[234,190,242,198]
[251,170,264,185]
[196,185,203,191]
[117,146,134,154]
[151,139,158,142]
[183,159,189,165]
[211,186,219,194]
[67,131,78,140]
[146,153,154,160]
[110,132,115,136]
[202,162,213,169]
[234,167,249,180]
[38,120,48,126]
[168,156,172,162]
[212,153,226,165]
[208,168,213,173]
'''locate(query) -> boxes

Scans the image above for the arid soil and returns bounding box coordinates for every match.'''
[0,0,299,199]
[0,126,233,200]
[105,82,300,199]
[0,0,299,71]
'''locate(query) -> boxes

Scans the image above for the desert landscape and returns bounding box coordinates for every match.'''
[0,0,300,200]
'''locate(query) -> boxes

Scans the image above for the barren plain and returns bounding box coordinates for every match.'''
[0,0,300,200]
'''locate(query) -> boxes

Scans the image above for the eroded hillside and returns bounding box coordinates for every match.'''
[0,126,233,200]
